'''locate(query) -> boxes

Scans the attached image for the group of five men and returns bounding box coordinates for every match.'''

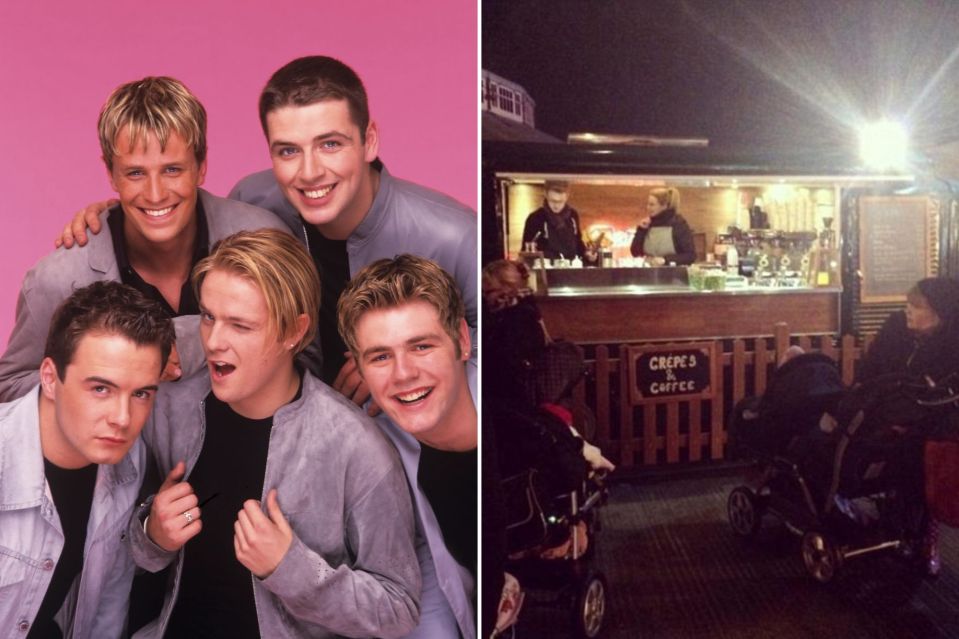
[0,56,477,638]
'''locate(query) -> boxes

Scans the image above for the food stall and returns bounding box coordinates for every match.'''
[482,140,955,467]
[483,141,951,340]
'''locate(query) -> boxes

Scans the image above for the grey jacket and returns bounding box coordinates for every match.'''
[229,165,477,327]
[0,189,289,403]
[128,370,421,639]
[0,387,145,639]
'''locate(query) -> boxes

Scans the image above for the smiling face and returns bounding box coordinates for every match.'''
[40,332,161,468]
[355,301,474,449]
[266,99,379,240]
[199,269,301,419]
[108,127,206,250]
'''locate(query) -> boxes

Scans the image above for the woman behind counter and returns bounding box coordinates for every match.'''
[629,187,696,265]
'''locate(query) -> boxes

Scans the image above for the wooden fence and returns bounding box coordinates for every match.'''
[572,323,875,469]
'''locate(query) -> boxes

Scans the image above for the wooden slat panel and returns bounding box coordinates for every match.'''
[666,402,680,463]
[620,344,634,467]
[573,373,586,405]
[755,338,769,395]
[643,404,657,466]
[798,335,812,352]
[689,400,702,462]
[732,339,746,405]
[841,334,857,385]
[594,346,610,443]
[710,346,725,460]
[774,322,789,365]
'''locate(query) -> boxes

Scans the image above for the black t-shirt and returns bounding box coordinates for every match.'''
[28,461,98,639]
[304,223,351,384]
[164,391,280,639]
[416,445,477,579]
[107,199,210,317]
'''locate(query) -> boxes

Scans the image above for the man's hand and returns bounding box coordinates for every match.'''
[160,343,183,382]
[54,199,116,249]
[147,461,202,552]
[332,353,381,416]
[234,489,293,579]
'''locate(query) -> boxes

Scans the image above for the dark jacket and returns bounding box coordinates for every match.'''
[629,208,696,265]
[858,311,959,385]
[521,206,586,260]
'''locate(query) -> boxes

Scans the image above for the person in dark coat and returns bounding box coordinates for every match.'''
[857,276,959,577]
[629,186,696,265]
[521,180,586,261]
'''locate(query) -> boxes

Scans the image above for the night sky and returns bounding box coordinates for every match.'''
[483,0,959,159]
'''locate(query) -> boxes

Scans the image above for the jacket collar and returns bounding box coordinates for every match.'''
[0,386,46,508]
[348,163,392,251]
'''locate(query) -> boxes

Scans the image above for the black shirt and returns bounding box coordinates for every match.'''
[107,198,210,317]
[304,223,351,384]
[417,445,477,579]
[164,390,281,639]
[28,461,98,639]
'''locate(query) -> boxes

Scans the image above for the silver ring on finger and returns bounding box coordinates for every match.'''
[183,510,194,524]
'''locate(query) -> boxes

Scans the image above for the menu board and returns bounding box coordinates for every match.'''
[858,196,933,303]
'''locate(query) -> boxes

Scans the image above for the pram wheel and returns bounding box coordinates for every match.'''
[727,487,763,539]
[801,530,843,583]
[572,571,608,638]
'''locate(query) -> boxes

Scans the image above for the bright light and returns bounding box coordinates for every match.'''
[858,120,908,170]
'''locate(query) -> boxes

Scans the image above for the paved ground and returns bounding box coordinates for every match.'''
[514,472,959,638]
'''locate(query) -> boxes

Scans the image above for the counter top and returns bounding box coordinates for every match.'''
[540,285,842,298]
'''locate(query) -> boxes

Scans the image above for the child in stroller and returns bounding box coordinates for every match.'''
[728,350,959,583]
[495,404,612,639]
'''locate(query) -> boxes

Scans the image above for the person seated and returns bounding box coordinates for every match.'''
[483,260,550,404]
[857,276,959,576]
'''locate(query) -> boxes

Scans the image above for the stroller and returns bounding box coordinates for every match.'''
[727,352,959,583]
[493,341,611,638]
[499,407,610,639]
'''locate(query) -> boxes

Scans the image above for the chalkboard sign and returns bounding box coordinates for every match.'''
[628,342,716,403]
[858,196,934,303]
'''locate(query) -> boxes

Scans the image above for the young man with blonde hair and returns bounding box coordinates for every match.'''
[0,281,174,638]
[129,229,419,638]
[0,76,286,402]
[338,254,477,637]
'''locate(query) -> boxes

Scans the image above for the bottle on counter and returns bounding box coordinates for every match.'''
[726,244,740,275]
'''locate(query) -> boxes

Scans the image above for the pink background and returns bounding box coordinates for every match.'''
[0,0,477,349]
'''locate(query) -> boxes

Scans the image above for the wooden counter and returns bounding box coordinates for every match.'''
[537,287,840,343]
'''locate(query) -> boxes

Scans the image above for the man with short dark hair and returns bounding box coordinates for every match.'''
[521,180,586,261]
[231,56,477,394]
[0,281,174,639]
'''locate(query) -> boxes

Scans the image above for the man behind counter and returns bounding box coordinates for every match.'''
[521,180,586,261]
